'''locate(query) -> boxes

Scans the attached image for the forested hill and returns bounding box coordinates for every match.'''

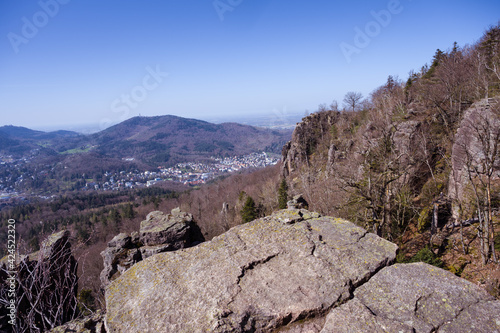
[0,115,290,163]
[281,24,500,280]
[91,115,291,163]
[0,114,291,196]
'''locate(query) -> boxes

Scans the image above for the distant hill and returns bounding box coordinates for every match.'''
[91,115,292,165]
[0,125,82,156]
[0,125,80,140]
[0,115,292,171]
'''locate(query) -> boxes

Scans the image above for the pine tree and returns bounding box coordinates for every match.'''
[241,196,257,223]
[278,178,289,209]
[122,203,136,219]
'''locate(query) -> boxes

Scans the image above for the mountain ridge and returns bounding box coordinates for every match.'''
[0,114,292,195]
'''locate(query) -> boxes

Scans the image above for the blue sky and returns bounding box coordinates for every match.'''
[0,0,499,131]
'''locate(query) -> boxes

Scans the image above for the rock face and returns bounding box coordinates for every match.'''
[0,230,78,333]
[48,311,105,333]
[286,194,309,209]
[105,209,398,332]
[103,209,500,332]
[322,262,500,333]
[100,208,204,288]
[140,208,203,247]
[281,111,342,177]
[448,98,500,219]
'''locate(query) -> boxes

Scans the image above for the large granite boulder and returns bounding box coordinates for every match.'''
[100,208,204,288]
[103,209,500,332]
[140,208,204,247]
[104,209,398,332]
[322,262,500,333]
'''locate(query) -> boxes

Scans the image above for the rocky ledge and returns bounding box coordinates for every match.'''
[100,207,204,288]
[104,209,397,332]
[103,209,500,332]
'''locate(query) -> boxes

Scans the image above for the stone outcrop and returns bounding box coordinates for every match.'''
[140,207,203,247]
[104,209,397,332]
[103,209,500,332]
[286,194,309,209]
[100,208,204,288]
[0,230,78,333]
[281,111,342,177]
[48,311,105,333]
[322,262,500,332]
[448,98,500,220]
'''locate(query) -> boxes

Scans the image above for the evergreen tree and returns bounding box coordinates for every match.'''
[122,203,136,218]
[278,178,289,209]
[241,196,257,223]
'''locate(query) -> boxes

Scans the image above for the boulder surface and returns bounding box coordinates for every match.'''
[105,209,397,332]
[104,209,500,332]
[322,262,500,333]
[100,208,204,287]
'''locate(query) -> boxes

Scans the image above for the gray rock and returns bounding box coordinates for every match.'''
[107,233,132,249]
[324,262,500,333]
[286,194,309,210]
[139,244,175,260]
[100,243,143,287]
[48,310,105,333]
[448,98,500,220]
[139,209,203,247]
[321,298,414,333]
[100,208,205,288]
[105,209,397,332]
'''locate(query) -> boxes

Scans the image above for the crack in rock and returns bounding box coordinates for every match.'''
[235,253,279,285]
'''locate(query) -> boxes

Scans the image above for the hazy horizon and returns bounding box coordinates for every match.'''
[1,0,499,129]
[2,110,304,134]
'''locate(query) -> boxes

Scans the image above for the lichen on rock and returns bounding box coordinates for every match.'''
[104,209,397,332]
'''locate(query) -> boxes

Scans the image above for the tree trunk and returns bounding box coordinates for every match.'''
[431,202,438,236]
[487,185,498,263]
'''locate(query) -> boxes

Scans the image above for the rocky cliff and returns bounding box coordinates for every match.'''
[101,209,500,332]
[448,98,500,219]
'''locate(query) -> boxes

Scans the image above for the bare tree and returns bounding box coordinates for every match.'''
[329,100,339,112]
[479,23,500,82]
[343,91,363,112]
[0,230,79,332]
[455,100,500,264]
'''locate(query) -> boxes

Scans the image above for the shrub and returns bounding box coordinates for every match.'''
[407,247,443,268]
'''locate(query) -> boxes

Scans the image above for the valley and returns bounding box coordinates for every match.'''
[0,115,291,206]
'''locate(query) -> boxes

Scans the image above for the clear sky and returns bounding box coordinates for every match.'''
[0,0,499,131]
